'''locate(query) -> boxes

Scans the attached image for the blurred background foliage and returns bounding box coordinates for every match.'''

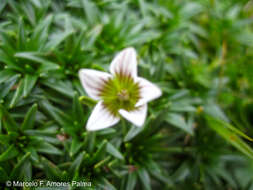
[0,0,253,189]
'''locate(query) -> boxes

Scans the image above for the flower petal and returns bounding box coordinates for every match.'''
[86,101,120,131]
[119,104,147,127]
[110,47,137,78]
[136,77,162,107]
[79,69,112,100]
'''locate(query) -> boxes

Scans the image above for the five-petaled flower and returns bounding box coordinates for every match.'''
[79,47,162,131]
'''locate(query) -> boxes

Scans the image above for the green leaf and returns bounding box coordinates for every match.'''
[73,92,85,125]
[94,156,111,169]
[170,102,196,112]
[216,118,253,142]
[24,125,58,136]
[126,172,137,190]
[25,147,39,163]
[36,141,63,155]
[85,132,96,153]
[0,105,18,132]
[41,79,75,98]
[9,79,25,108]
[137,167,151,190]
[0,0,7,13]
[0,167,8,181]
[21,103,37,130]
[45,30,74,50]
[204,102,229,122]
[146,160,172,186]
[0,30,15,55]
[14,52,60,72]
[0,69,16,84]
[18,17,26,50]
[180,2,203,19]
[22,160,32,181]
[127,30,161,45]
[81,0,99,25]
[99,177,117,190]
[124,125,144,142]
[0,74,20,99]
[106,142,124,160]
[70,137,84,157]
[41,157,62,180]
[23,74,38,97]
[0,134,11,144]
[40,100,71,128]
[0,144,19,162]
[170,162,190,182]
[10,152,31,179]
[96,128,116,136]
[90,139,107,164]
[206,116,253,160]
[31,14,53,48]
[69,151,85,175]
[165,113,193,135]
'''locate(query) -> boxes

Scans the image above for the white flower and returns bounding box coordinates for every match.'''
[79,47,162,131]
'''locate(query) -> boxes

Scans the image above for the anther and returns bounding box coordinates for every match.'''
[117,89,129,101]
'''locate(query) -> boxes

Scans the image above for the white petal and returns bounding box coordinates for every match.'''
[79,69,112,100]
[136,77,162,107]
[110,47,137,78]
[119,104,147,127]
[87,101,120,131]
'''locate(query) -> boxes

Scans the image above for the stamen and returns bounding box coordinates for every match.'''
[117,89,129,101]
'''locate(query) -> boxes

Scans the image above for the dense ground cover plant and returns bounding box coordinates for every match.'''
[0,0,253,189]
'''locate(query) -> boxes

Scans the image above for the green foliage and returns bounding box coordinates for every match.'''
[0,0,253,189]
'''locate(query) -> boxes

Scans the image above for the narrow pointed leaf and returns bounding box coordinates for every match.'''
[106,142,124,160]
[70,137,84,157]
[45,30,74,50]
[21,103,37,130]
[0,74,20,99]
[0,105,18,132]
[81,0,99,25]
[14,52,60,72]
[206,116,253,159]
[36,142,63,155]
[0,0,7,13]
[124,125,144,142]
[137,167,151,190]
[165,113,193,135]
[9,79,25,108]
[73,92,85,125]
[41,79,75,98]
[10,152,31,179]
[90,139,107,164]
[126,172,137,190]
[99,177,117,190]
[69,151,85,175]
[41,157,62,180]
[0,167,8,181]
[23,74,38,97]
[0,144,19,162]
[0,69,16,84]
[40,100,71,127]
[18,17,26,50]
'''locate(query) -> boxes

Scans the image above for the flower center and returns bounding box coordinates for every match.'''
[99,73,140,116]
[117,89,129,101]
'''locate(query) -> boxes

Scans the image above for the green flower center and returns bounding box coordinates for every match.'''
[99,73,140,116]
